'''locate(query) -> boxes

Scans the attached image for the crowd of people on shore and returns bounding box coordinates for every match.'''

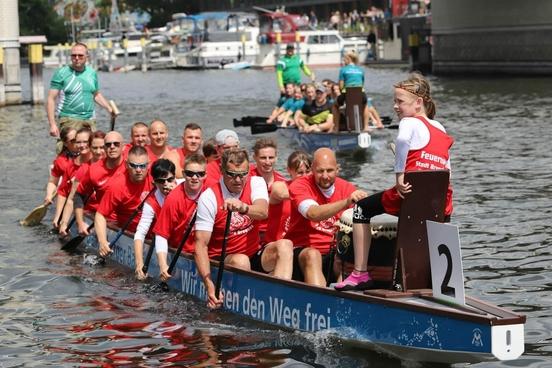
[40,42,453,308]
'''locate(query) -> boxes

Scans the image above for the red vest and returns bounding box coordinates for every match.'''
[207,178,259,258]
[382,116,454,215]
[77,158,125,211]
[249,166,287,235]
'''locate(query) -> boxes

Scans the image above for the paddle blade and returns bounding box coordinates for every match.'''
[235,116,268,127]
[61,234,85,251]
[20,203,50,226]
[251,123,278,135]
[381,116,393,125]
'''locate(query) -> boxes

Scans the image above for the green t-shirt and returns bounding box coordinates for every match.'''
[50,65,98,120]
[276,55,304,85]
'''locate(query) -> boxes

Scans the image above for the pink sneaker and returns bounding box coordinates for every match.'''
[334,271,374,291]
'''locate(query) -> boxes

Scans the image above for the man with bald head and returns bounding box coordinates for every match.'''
[71,131,126,235]
[146,119,172,161]
[285,147,367,286]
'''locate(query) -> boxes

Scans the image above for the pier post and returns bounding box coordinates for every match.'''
[123,37,129,72]
[240,33,246,62]
[107,40,114,72]
[29,44,44,104]
[0,0,22,105]
[274,31,281,64]
[295,31,301,56]
[140,37,147,72]
[57,43,63,66]
[0,47,5,106]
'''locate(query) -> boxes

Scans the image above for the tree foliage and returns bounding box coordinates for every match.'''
[122,0,200,27]
[19,0,67,44]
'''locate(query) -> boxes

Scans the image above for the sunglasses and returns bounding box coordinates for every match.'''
[184,170,206,178]
[71,54,86,58]
[224,169,248,179]
[128,161,148,170]
[154,176,176,184]
[104,141,121,148]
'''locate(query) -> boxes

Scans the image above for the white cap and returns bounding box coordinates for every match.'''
[215,129,239,145]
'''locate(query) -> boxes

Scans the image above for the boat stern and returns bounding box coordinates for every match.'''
[491,323,524,360]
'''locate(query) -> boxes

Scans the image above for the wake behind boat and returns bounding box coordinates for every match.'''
[66,170,525,364]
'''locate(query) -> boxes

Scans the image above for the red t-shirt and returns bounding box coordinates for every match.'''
[77,158,126,211]
[145,145,173,163]
[205,159,222,188]
[264,180,292,243]
[207,178,259,258]
[286,174,355,255]
[249,165,287,235]
[96,173,154,232]
[153,184,201,253]
[51,153,78,197]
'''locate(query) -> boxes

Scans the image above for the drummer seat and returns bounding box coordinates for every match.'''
[344,87,364,132]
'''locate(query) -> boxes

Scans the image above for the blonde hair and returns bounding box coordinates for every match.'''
[394,72,436,119]
[345,51,359,64]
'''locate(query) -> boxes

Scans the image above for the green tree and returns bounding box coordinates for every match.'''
[122,0,199,27]
[19,0,67,44]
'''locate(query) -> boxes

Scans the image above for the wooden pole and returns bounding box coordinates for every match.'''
[29,44,44,104]
[140,37,147,72]
[0,46,5,107]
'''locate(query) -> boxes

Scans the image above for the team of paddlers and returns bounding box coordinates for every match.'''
[42,58,453,308]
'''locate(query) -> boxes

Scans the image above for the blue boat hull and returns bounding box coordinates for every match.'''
[78,226,524,364]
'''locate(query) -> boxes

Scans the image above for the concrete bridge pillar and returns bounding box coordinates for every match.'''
[432,0,552,75]
[0,0,22,104]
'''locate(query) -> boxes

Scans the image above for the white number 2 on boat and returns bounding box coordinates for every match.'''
[357,132,371,148]
[426,221,466,306]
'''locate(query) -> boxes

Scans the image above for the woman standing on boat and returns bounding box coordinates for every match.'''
[333,51,383,131]
[334,73,454,291]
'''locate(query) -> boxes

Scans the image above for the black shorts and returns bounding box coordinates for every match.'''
[353,191,385,224]
[292,247,337,283]
[250,246,268,273]
[337,92,367,106]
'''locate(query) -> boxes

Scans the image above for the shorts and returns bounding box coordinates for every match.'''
[250,246,268,273]
[336,92,367,107]
[292,247,337,283]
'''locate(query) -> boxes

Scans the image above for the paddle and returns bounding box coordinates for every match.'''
[215,210,233,299]
[109,100,120,131]
[381,116,393,125]
[159,211,197,291]
[61,223,94,251]
[251,123,279,135]
[233,116,268,127]
[20,190,57,226]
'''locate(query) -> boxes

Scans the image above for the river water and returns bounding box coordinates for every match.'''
[1,66,551,367]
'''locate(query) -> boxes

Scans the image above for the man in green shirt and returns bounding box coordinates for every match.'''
[47,43,113,148]
[276,44,315,94]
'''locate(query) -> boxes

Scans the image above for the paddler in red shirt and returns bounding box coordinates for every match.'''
[165,122,203,179]
[194,148,293,309]
[95,145,153,257]
[286,148,368,287]
[122,122,149,158]
[204,129,240,187]
[145,119,172,162]
[249,137,287,240]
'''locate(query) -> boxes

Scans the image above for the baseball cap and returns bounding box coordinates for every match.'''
[286,43,294,50]
[315,83,325,93]
[215,129,239,145]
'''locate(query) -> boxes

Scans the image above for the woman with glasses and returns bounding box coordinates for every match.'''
[264,151,312,244]
[153,154,208,282]
[58,130,106,237]
[133,159,181,280]
[44,126,78,230]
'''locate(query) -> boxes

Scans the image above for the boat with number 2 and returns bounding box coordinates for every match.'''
[71,171,525,364]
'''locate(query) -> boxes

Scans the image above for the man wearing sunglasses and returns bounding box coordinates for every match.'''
[153,153,207,282]
[195,149,294,309]
[166,122,203,179]
[133,159,181,280]
[205,129,240,187]
[47,43,114,152]
[95,146,153,257]
[71,131,126,236]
